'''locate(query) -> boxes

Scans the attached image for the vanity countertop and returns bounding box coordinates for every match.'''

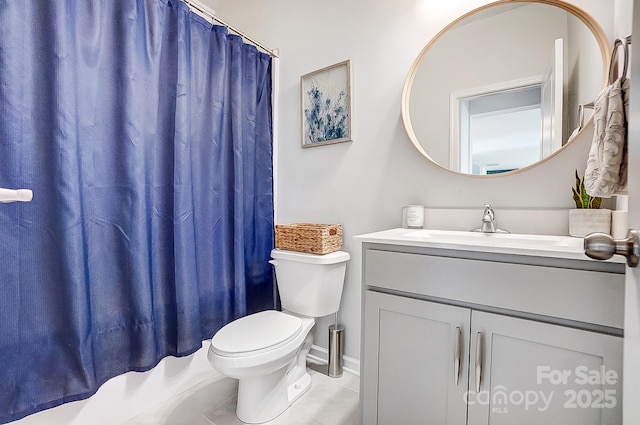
[354,228,625,264]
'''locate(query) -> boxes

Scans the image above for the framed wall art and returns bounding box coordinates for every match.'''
[301,60,352,148]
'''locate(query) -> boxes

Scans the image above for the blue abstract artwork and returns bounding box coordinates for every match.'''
[301,61,351,147]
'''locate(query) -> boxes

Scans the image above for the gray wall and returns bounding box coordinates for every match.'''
[203,0,617,362]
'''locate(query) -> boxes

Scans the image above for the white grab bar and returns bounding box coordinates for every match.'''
[0,188,33,203]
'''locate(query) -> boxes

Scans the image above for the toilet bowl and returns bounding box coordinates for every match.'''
[208,310,315,423]
[207,249,350,424]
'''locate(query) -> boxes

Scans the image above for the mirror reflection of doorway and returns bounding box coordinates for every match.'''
[452,38,565,175]
[541,37,565,156]
[459,85,542,174]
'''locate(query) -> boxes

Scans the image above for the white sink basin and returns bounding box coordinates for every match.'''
[402,229,583,249]
[354,228,623,262]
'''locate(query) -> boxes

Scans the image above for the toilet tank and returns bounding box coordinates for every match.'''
[270,249,350,317]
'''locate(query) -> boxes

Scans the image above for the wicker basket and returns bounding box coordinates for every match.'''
[275,223,343,255]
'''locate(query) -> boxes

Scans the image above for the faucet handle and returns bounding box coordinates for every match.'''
[472,204,509,234]
[482,204,494,218]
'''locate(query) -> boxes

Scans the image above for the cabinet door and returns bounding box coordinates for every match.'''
[468,311,622,425]
[362,291,471,425]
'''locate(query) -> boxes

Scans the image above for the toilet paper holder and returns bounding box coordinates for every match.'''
[328,322,344,378]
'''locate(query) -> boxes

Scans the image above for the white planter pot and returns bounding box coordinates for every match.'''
[568,209,612,237]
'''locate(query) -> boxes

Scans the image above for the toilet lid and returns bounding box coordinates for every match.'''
[210,310,303,357]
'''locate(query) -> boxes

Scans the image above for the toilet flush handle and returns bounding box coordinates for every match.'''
[269,260,278,266]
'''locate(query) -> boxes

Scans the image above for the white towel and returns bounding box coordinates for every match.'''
[584,77,629,198]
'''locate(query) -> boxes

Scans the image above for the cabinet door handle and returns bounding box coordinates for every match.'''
[475,332,483,393]
[454,326,461,386]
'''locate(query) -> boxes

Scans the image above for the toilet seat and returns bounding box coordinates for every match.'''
[210,310,303,357]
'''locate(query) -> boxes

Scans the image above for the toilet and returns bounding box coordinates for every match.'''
[207,248,350,424]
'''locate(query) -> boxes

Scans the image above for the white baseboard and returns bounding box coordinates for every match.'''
[308,344,360,377]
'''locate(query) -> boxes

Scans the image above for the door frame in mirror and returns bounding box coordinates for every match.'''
[401,0,611,178]
[449,75,544,173]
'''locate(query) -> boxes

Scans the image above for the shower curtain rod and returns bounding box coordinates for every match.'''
[183,0,279,58]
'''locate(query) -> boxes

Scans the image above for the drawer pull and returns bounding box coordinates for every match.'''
[454,326,461,386]
[475,332,483,392]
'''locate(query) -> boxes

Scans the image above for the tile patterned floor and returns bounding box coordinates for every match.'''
[121,363,360,425]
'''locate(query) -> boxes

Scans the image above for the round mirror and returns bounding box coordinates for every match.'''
[402,0,610,176]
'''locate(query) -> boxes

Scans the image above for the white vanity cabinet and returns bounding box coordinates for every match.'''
[467,310,622,425]
[364,291,471,425]
[359,241,625,425]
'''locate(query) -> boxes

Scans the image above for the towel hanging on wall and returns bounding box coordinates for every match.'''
[584,36,631,198]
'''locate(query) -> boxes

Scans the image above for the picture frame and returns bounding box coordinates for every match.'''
[300,60,352,148]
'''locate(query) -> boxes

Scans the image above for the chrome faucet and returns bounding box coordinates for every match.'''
[472,204,509,233]
[480,204,496,233]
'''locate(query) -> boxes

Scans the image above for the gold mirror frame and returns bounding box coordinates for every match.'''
[401,0,611,177]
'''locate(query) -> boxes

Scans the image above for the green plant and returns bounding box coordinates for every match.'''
[572,170,602,209]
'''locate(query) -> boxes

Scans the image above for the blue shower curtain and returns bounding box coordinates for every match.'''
[0,1,275,422]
